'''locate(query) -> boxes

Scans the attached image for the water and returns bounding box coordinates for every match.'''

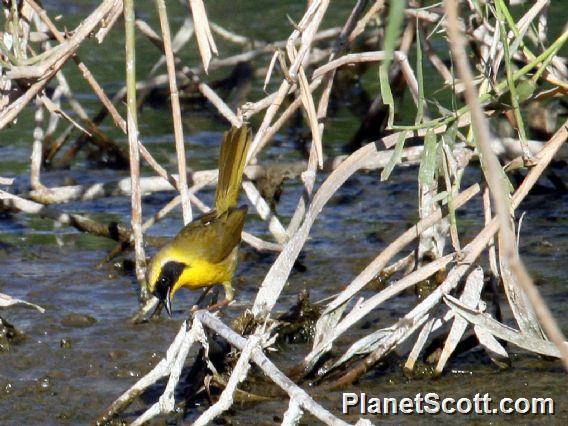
[1,1,567,424]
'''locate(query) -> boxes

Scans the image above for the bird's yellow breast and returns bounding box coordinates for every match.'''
[177,258,232,289]
[169,247,237,297]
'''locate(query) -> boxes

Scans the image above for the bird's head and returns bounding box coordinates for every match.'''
[146,248,187,316]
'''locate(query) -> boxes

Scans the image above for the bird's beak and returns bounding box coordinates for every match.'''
[164,289,172,317]
[153,283,174,317]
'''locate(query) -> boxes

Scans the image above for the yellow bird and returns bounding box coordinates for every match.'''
[146,126,252,315]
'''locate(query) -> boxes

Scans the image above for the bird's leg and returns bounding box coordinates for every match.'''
[206,282,234,312]
[192,287,213,310]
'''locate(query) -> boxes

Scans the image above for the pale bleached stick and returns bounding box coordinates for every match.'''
[132,320,206,425]
[251,48,423,160]
[303,254,455,372]
[282,399,304,426]
[338,117,568,383]
[155,0,192,224]
[191,335,259,426]
[483,186,500,278]
[285,0,330,168]
[445,0,568,369]
[188,0,218,72]
[205,27,342,74]
[0,0,118,129]
[0,291,45,313]
[311,51,420,105]
[95,0,122,43]
[287,0,370,236]
[242,181,288,244]
[404,317,436,372]
[250,142,472,317]
[124,0,146,289]
[247,0,329,162]
[26,141,465,204]
[97,321,195,424]
[133,18,239,130]
[330,314,430,375]
[25,0,198,203]
[39,95,91,137]
[445,295,565,358]
[30,97,44,189]
[0,189,133,242]
[146,15,194,77]
[349,0,386,43]
[194,311,353,426]
[198,83,241,126]
[0,177,14,185]
[251,142,385,317]
[323,184,480,315]
[210,21,251,46]
[435,266,484,374]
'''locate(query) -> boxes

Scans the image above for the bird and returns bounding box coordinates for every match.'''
[146,125,252,315]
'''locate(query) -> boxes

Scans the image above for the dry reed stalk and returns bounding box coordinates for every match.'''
[294,185,479,375]
[328,117,568,386]
[124,0,147,294]
[247,0,329,162]
[97,319,200,424]
[23,0,126,131]
[190,333,259,426]
[0,189,132,243]
[0,291,44,313]
[287,0,371,236]
[24,1,198,200]
[133,17,242,130]
[249,49,421,162]
[128,18,287,247]
[0,0,118,129]
[39,94,91,137]
[0,177,14,185]
[155,0,192,225]
[187,0,218,72]
[198,82,241,126]
[444,0,568,369]
[483,186,500,279]
[30,97,44,190]
[434,267,485,374]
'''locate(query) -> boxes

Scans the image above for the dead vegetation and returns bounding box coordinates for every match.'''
[1,0,567,424]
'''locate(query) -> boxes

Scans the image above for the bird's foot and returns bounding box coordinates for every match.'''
[206,298,231,312]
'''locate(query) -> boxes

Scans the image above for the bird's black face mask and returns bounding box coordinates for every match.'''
[152,261,186,316]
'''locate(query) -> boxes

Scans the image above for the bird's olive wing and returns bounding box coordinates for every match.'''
[173,206,247,263]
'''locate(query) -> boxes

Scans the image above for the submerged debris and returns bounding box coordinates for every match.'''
[275,290,321,345]
[0,316,25,352]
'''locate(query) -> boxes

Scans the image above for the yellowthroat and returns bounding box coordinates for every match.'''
[147,125,252,315]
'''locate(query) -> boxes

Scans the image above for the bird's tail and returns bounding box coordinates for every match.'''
[215,125,252,213]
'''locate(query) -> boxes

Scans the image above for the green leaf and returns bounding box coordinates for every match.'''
[419,130,437,186]
[516,79,536,103]
[382,0,406,71]
[379,0,406,128]
[415,24,425,125]
[380,65,395,128]
[381,131,408,181]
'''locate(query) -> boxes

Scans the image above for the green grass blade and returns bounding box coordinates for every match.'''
[415,23,425,125]
[381,130,408,181]
[419,130,437,186]
[379,0,406,128]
